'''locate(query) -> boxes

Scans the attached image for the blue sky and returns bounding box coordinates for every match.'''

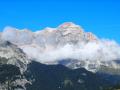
[0,0,120,42]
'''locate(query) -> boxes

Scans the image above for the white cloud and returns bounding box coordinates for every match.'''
[1,23,120,66]
[20,40,120,65]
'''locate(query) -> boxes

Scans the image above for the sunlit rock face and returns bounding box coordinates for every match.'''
[1,22,120,73]
[0,40,29,73]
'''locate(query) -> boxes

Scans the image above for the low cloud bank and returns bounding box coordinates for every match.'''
[1,24,120,64]
[21,39,120,64]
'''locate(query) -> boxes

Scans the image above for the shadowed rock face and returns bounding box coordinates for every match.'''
[0,64,23,90]
[25,61,111,90]
[0,64,21,83]
[0,60,119,90]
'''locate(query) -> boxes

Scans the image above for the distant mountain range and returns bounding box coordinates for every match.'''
[0,22,120,90]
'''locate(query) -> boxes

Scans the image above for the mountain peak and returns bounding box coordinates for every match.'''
[59,22,77,27]
[85,32,97,41]
[58,22,83,31]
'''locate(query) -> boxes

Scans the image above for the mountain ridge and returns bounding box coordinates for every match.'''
[0,22,120,73]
